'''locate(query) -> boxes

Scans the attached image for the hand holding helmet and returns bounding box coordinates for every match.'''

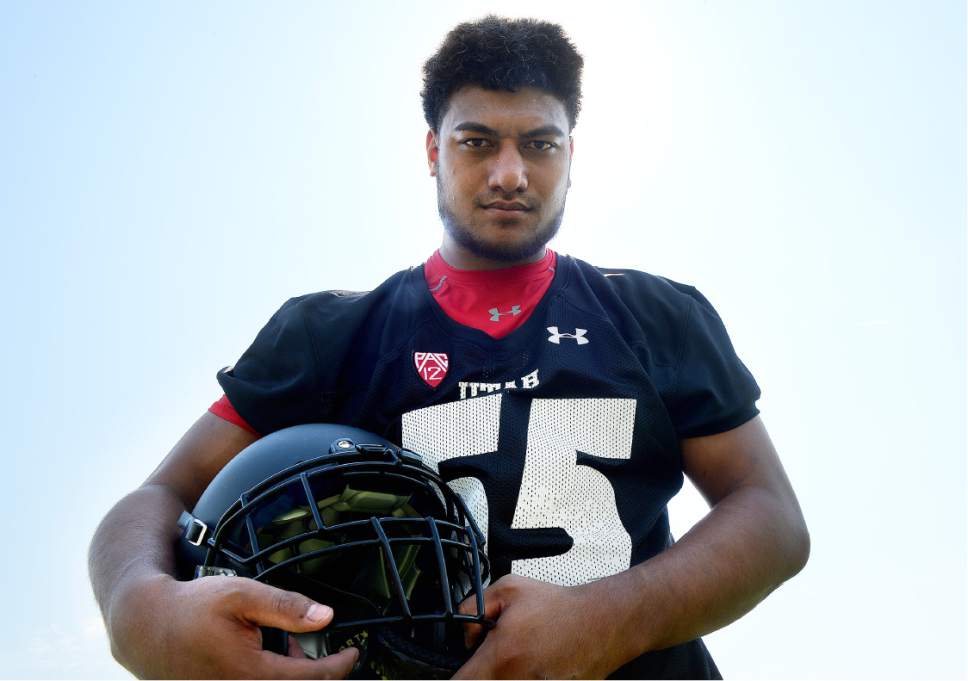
[453,574,621,680]
[107,571,358,679]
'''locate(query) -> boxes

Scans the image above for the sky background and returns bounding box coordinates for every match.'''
[0,1,965,678]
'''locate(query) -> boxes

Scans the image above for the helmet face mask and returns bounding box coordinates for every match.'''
[177,424,491,678]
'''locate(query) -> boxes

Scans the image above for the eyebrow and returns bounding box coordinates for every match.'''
[453,122,567,138]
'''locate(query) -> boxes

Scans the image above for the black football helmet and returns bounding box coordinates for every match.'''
[175,423,491,679]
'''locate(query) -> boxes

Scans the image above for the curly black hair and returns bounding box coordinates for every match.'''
[421,16,584,133]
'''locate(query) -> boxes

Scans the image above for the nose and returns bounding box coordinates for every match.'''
[488,142,528,194]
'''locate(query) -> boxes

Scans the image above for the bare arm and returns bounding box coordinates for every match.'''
[88,412,359,679]
[591,415,810,660]
[454,415,809,678]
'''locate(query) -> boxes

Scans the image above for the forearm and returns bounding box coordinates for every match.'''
[88,484,184,656]
[586,484,810,667]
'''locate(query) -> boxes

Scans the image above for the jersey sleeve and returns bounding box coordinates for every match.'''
[216,296,326,436]
[666,287,761,439]
[208,394,260,436]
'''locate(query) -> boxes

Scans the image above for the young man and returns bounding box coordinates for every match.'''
[90,16,809,679]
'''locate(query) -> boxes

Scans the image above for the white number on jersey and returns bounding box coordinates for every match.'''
[401,394,634,586]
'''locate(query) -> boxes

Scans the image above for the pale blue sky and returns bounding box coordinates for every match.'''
[0,1,964,678]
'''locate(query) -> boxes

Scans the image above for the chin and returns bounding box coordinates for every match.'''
[461,231,551,263]
[439,202,564,264]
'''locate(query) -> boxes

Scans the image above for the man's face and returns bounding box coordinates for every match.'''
[427,86,573,264]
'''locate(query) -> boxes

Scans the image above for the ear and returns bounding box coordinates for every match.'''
[568,136,575,188]
[426,130,439,177]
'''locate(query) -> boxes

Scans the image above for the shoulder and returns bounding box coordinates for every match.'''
[257,266,429,370]
[271,267,416,326]
[555,258,718,372]
[576,259,701,305]
[566,257,708,325]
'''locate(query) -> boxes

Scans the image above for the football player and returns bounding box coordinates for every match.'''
[90,16,809,679]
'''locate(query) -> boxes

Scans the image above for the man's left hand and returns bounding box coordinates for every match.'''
[453,574,618,680]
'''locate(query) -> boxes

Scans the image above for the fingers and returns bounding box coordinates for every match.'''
[264,646,360,680]
[462,618,486,648]
[459,587,503,648]
[287,634,307,658]
[225,579,335,633]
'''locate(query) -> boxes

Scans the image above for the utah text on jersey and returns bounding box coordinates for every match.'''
[458,369,540,400]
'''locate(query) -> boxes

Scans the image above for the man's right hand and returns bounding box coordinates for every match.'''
[110,573,359,679]
[89,413,359,679]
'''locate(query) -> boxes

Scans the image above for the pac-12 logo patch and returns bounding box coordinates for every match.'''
[414,352,449,388]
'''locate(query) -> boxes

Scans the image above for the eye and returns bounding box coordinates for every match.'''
[461,138,493,149]
[525,140,558,151]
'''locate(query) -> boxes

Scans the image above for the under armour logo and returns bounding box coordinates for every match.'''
[488,305,521,322]
[547,327,589,345]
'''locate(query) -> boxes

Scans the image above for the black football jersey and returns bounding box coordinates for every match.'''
[218,255,760,679]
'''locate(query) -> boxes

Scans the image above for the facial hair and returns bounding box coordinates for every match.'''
[436,175,566,263]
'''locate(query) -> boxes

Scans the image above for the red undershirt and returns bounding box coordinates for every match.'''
[210,249,558,435]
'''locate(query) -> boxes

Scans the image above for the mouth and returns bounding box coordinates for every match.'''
[481,201,532,215]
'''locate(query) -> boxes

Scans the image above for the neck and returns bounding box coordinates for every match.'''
[438,238,547,271]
